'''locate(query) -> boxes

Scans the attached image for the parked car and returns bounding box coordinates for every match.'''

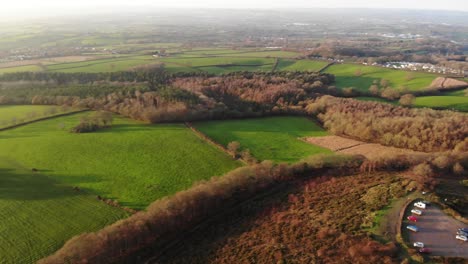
[411,209,422,215]
[421,201,431,206]
[455,235,467,242]
[457,230,468,236]
[459,228,468,233]
[407,216,417,222]
[414,202,426,209]
[407,225,419,232]
[419,248,431,254]
[413,242,424,248]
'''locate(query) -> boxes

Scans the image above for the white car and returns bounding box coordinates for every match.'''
[414,202,426,209]
[411,209,422,215]
[456,235,467,242]
[413,242,425,248]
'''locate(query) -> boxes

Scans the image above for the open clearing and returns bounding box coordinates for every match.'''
[0,105,76,129]
[324,63,437,92]
[0,158,127,264]
[304,135,427,159]
[0,112,241,209]
[194,116,331,163]
[405,204,468,257]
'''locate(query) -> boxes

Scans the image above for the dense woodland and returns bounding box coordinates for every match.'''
[306,96,468,152]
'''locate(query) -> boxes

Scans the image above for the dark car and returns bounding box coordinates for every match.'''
[419,248,431,254]
[459,228,468,233]
[422,200,431,206]
[457,230,468,236]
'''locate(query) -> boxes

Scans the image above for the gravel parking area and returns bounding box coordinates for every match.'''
[408,205,468,257]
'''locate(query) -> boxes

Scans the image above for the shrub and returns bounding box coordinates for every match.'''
[399,94,415,106]
[412,163,434,177]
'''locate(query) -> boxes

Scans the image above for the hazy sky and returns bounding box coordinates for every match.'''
[2,0,467,17]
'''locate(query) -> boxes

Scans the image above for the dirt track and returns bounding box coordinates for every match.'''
[408,205,468,257]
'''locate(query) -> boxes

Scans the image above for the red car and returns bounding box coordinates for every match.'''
[407,216,418,222]
[419,248,431,254]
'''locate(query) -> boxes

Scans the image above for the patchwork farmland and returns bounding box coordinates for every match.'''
[0,111,241,262]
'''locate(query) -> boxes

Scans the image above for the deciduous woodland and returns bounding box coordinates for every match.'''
[306,96,468,152]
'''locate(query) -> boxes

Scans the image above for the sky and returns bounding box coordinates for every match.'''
[1,0,467,18]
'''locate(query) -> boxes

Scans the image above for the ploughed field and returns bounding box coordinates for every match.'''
[0,112,241,263]
[304,135,428,160]
[194,116,332,163]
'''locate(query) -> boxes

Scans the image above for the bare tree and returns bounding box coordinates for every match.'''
[227,141,241,158]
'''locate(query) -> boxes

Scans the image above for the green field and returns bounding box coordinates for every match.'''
[0,105,75,128]
[46,55,155,73]
[325,64,437,92]
[442,89,466,96]
[159,56,275,67]
[276,59,328,72]
[194,116,331,163]
[0,64,42,74]
[0,113,241,209]
[224,50,300,58]
[158,56,275,74]
[0,158,127,263]
[413,96,468,112]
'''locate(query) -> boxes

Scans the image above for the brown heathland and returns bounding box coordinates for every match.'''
[151,172,407,264]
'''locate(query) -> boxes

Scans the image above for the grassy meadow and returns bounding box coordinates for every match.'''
[413,95,468,112]
[194,116,331,163]
[0,113,241,209]
[325,63,437,92]
[276,59,328,72]
[0,64,42,74]
[0,105,76,128]
[0,158,128,263]
[45,55,156,73]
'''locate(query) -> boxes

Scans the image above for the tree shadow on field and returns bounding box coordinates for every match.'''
[334,75,382,92]
[0,167,101,201]
[95,123,185,134]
